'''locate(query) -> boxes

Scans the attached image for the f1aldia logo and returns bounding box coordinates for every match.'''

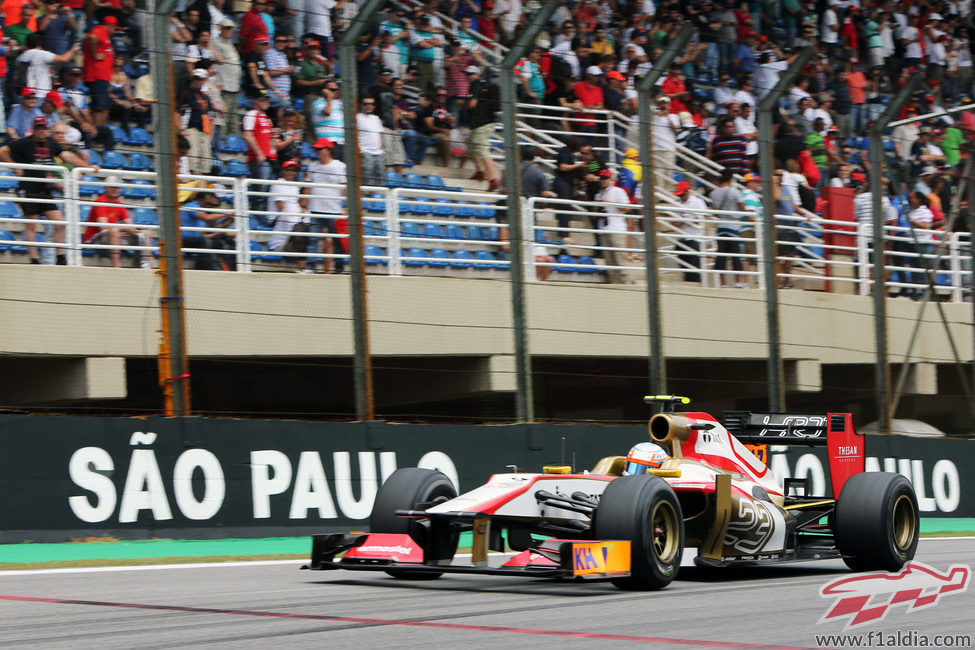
[818,562,971,629]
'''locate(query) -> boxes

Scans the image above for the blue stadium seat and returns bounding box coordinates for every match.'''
[300,141,315,159]
[108,125,128,144]
[363,193,386,213]
[486,226,500,241]
[0,200,23,220]
[432,198,454,217]
[473,250,498,269]
[385,170,405,188]
[133,208,158,225]
[429,248,450,267]
[77,175,99,197]
[210,159,226,176]
[577,255,605,274]
[0,169,19,191]
[248,240,282,262]
[473,202,494,219]
[423,223,445,239]
[81,149,101,166]
[0,229,26,252]
[554,254,578,273]
[403,247,427,267]
[425,174,446,190]
[219,135,248,154]
[450,249,474,269]
[101,150,127,169]
[401,221,422,240]
[466,225,485,241]
[364,244,387,265]
[123,179,156,199]
[224,159,249,177]
[445,224,466,241]
[456,201,476,218]
[404,172,425,188]
[363,219,387,237]
[407,196,431,216]
[127,127,153,147]
[123,152,154,171]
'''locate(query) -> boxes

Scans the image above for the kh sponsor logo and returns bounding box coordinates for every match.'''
[818,562,971,629]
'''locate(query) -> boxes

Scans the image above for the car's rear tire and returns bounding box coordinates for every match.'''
[834,472,919,572]
[593,475,684,590]
[370,468,458,579]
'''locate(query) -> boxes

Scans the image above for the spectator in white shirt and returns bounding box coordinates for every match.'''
[357,96,385,187]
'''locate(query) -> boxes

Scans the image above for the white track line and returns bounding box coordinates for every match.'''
[0,538,969,576]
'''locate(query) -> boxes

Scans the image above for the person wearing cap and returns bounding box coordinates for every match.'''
[177,67,214,174]
[267,160,313,273]
[296,40,329,141]
[58,66,116,152]
[651,96,679,191]
[573,65,605,142]
[410,14,442,100]
[603,69,635,116]
[243,90,277,212]
[6,89,44,140]
[910,127,946,179]
[673,180,707,283]
[16,33,80,96]
[239,0,269,56]
[82,13,117,127]
[179,186,237,271]
[212,18,241,136]
[444,36,478,116]
[0,117,84,265]
[514,45,545,105]
[594,168,639,268]
[82,177,153,269]
[464,65,500,189]
[380,6,411,78]
[925,28,948,98]
[739,172,762,283]
[302,137,346,274]
[244,37,276,104]
[660,63,687,113]
[900,13,923,69]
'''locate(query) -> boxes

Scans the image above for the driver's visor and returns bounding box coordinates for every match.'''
[624,461,655,475]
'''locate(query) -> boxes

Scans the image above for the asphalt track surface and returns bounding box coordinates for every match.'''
[0,539,971,649]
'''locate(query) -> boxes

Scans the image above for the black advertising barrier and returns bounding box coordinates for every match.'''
[0,415,971,543]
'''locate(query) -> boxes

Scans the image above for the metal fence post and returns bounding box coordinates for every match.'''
[756,47,813,412]
[500,0,560,423]
[635,23,694,396]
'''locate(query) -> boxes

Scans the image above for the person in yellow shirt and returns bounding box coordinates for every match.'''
[621,147,641,182]
[590,25,615,57]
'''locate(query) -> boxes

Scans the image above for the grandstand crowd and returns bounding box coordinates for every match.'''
[1,0,975,281]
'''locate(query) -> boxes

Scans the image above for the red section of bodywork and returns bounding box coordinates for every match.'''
[679,413,774,486]
[827,413,865,498]
[343,533,424,563]
[501,549,560,568]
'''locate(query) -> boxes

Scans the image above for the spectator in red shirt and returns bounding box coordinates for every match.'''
[661,63,688,114]
[239,0,269,56]
[83,14,117,127]
[242,90,276,213]
[83,177,152,269]
[574,65,604,146]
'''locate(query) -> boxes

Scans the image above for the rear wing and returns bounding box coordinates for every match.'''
[723,411,865,499]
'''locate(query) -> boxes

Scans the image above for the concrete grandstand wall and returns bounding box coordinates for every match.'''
[0,414,971,543]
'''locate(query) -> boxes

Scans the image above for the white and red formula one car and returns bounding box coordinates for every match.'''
[304,396,919,590]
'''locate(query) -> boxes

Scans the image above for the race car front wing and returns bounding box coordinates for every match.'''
[302,532,631,581]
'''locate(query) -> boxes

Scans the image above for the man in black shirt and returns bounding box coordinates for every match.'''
[464,66,500,188]
[0,118,85,264]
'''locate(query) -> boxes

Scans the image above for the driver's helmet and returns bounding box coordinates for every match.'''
[623,442,669,475]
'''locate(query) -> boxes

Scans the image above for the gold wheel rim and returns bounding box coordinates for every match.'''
[891,494,916,551]
[650,501,679,564]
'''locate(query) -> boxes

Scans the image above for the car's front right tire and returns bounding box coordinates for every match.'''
[593,475,684,590]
